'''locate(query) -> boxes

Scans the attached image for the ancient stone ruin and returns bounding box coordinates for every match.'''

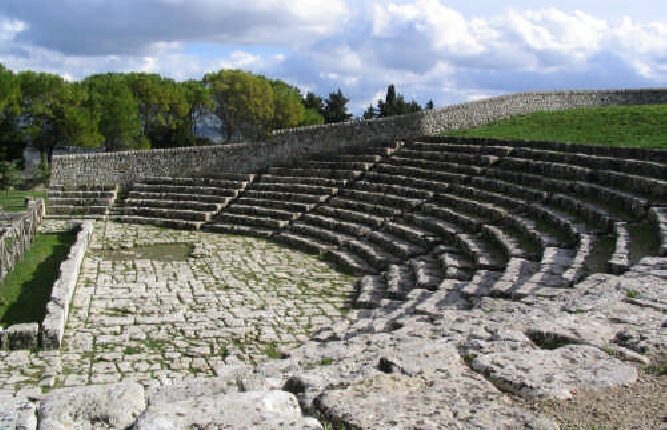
[1,90,666,429]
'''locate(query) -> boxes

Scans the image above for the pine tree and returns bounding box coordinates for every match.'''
[323,89,352,123]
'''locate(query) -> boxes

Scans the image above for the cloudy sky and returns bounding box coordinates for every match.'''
[1,0,666,113]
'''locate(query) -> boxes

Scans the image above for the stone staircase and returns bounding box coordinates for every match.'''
[46,137,667,329]
[46,185,118,218]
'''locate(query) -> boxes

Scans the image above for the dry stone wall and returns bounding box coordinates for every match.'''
[50,89,667,188]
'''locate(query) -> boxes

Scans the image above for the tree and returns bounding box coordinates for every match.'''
[85,74,144,151]
[426,99,434,110]
[204,70,274,141]
[181,79,213,138]
[271,80,305,130]
[303,92,324,116]
[0,159,21,197]
[362,104,376,120]
[0,65,22,161]
[302,108,325,126]
[323,89,352,123]
[0,65,19,120]
[377,84,422,118]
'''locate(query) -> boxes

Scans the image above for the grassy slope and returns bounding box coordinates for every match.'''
[0,189,47,212]
[0,230,75,326]
[443,105,667,148]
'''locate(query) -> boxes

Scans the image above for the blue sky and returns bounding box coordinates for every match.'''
[1,0,666,114]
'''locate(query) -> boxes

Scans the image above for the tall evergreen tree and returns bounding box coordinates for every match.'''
[323,89,352,123]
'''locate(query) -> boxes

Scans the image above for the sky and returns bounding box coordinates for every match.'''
[1,0,666,114]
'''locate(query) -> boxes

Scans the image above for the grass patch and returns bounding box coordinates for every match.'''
[625,289,639,299]
[0,189,46,213]
[262,343,283,359]
[628,223,661,265]
[319,357,334,366]
[0,230,76,325]
[582,235,616,277]
[443,105,667,148]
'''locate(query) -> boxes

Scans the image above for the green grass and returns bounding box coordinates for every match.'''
[0,230,76,326]
[443,105,667,148]
[0,189,46,212]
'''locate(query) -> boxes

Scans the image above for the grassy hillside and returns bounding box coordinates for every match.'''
[443,105,667,148]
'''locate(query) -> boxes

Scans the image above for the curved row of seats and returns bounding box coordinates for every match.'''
[48,137,667,315]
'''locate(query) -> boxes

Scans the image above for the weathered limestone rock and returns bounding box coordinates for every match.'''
[134,390,321,430]
[471,345,638,400]
[38,381,145,430]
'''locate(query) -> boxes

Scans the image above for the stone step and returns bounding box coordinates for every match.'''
[290,222,350,246]
[454,233,504,270]
[504,214,558,249]
[375,163,469,185]
[524,204,583,246]
[437,252,474,281]
[267,167,361,180]
[250,182,337,195]
[460,270,503,298]
[366,230,423,259]
[301,213,371,238]
[363,172,450,194]
[387,157,484,176]
[649,207,667,256]
[123,199,222,212]
[259,174,348,187]
[48,197,113,206]
[594,170,667,199]
[315,205,385,228]
[243,190,329,203]
[140,177,248,189]
[469,176,549,203]
[214,213,290,229]
[511,147,667,180]
[608,221,630,274]
[49,184,117,192]
[480,224,528,259]
[383,221,438,247]
[328,197,402,218]
[193,172,255,182]
[385,264,414,299]
[125,191,233,205]
[403,212,468,239]
[235,197,316,212]
[47,205,109,215]
[573,182,650,218]
[272,232,333,255]
[298,160,374,171]
[48,190,116,199]
[131,184,239,197]
[310,153,382,163]
[409,255,444,290]
[203,223,275,239]
[340,189,423,209]
[353,181,434,199]
[489,258,541,298]
[497,157,593,181]
[324,248,374,275]
[447,184,527,212]
[408,141,514,157]
[225,204,300,220]
[485,168,573,195]
[551,193,616,232]
[396,148,501,166]
[119,207,212,222]
[114,215,203,230]
[354,275,386,308]
[435,194,508,223]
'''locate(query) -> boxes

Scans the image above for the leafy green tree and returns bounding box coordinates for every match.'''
[426,99,434,110]
[302,108,325,126]
[181,80,213,138]
[0,65,19,120]
[85,73,144,151]
[204,69,274,141]
[0,159,22,196]
[0,65,22,161]
[323,89,352,123]
[271,80,305,130]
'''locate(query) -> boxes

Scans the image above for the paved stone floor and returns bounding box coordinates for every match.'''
[0,221,356,396]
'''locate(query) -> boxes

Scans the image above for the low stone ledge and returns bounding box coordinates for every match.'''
[40,220,94,350]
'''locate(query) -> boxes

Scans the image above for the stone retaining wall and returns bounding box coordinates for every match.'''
[50,89,667,188]
[40,220,94,349]
[0,220,94,350]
